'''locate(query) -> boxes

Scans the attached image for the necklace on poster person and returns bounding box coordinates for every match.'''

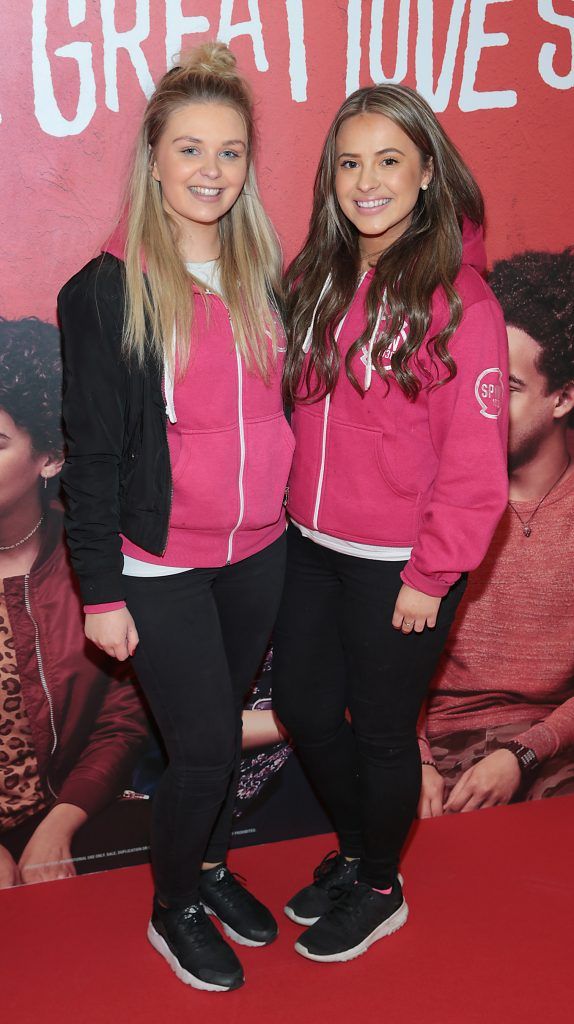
[0,514,45,551]
[508,456,571,537]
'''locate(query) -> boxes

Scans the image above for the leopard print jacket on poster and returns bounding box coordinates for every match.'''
[0,583,50,831]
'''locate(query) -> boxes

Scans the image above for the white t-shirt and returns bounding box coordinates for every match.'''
[290,520,412,562]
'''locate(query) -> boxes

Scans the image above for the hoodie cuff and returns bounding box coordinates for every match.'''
[400,563,456,598]
[84,601,127,614]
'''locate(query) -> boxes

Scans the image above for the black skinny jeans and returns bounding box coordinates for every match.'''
[124,534,286,908]
[273,525,465,889]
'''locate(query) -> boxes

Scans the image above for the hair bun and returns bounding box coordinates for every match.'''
[179,41,238,80]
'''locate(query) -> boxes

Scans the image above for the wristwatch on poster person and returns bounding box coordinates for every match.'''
[499,741,540,774]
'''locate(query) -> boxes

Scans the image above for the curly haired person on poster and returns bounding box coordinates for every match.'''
[58,44,294,993]
[0,318,147,889]
[418,249,574,816]
[272,84,509,964]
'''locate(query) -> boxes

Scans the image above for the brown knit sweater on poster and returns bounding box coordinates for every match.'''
[421,469,574,763]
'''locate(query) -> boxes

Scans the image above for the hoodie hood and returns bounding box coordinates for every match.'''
[461,216,486,275]
[102,221,128,262]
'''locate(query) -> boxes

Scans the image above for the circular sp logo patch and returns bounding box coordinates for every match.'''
[475,367,504,419]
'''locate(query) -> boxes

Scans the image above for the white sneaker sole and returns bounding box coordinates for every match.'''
[294,898,409,963]
[202,903,270,948]
[147,921,242,992]
[284,905,320,927]
[285,873,405,929]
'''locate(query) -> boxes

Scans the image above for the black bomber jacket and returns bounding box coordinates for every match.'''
[58,253,171,606]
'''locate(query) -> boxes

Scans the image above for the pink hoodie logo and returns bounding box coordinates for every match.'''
[360,324,408,372]
[475,367,504,419]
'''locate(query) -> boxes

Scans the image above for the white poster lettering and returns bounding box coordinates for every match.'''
[538,0,574,90]
[459,0,517,111]
[32,0,96,137]
[101,0,155,111]
[218,0,269,72]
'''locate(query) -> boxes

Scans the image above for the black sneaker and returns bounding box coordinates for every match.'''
[199,865,278,947]
[294,878,408,963]
[148,898,244,992]
[284,851,359,926]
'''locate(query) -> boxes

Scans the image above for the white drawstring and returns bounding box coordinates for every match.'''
[302,274,332,353]
[302,274,392,391]
[164,325,177,424]
[364,304,385,391]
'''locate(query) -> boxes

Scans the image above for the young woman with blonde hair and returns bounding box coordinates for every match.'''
[59,43,294,993]
[273,84,509,963]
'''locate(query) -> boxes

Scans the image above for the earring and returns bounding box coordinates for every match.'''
[421,183,429,191]
[42,475,47,490]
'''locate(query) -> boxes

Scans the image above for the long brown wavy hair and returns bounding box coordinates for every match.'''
[283,84,484,404]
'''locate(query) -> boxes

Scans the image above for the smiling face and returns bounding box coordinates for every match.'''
[334,112,432,257]
[151,102,248,246]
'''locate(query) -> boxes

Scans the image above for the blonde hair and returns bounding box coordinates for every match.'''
[123,42,282,380]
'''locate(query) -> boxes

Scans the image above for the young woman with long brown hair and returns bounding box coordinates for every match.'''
[273,84,509,963]
[58,43,294,993]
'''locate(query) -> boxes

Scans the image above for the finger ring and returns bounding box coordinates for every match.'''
[404,620,414,627]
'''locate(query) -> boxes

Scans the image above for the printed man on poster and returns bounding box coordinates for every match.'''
[418,249,574,815]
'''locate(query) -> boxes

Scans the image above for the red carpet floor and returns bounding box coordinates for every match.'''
[4,795,574,1024]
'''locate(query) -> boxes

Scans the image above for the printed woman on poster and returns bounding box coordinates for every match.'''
[0,317,147,888]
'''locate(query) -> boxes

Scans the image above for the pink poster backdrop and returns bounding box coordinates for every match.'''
[1,0,573,321]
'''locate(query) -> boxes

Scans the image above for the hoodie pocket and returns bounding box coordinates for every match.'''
[375,434,421,500]
[169,425,240,531]
[319,420,421,544]
[241,413,295,530]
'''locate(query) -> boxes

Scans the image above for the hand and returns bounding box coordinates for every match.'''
[18,803,88,884]
[418,764,445,818]
[85,607,139,661]
[444,749,522,814]
[0,845,21,888]
[392,584,442,634]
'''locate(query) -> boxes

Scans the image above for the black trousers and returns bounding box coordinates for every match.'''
[124,534,286,908]
[272,525,464,889]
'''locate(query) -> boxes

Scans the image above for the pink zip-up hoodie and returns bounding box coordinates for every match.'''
[287,222,509,597]
[105,232,294,570]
